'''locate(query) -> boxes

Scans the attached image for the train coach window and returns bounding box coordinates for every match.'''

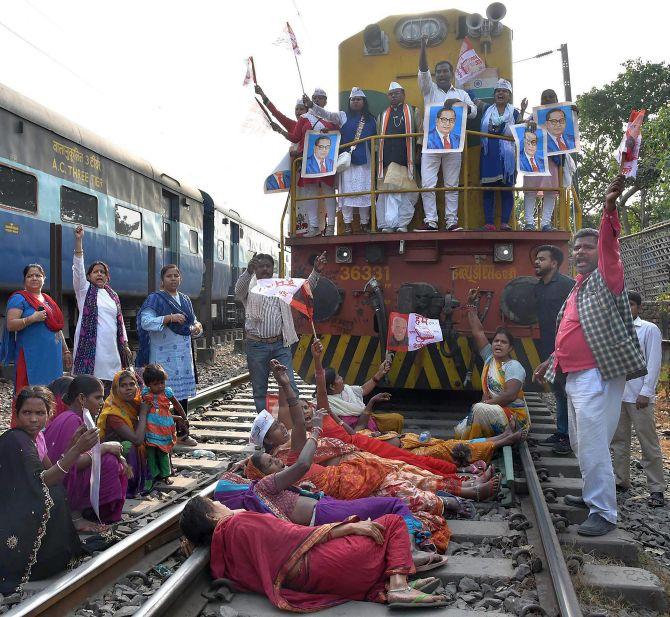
[60,186,98,227]
[0,164,37,213]
[189,229,199,254]
[217,240,225,261]
[115,205,142,239]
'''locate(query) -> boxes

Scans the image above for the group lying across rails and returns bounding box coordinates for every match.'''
[178,343,527,611]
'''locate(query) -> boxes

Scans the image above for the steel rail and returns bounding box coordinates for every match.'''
[133,547,210,617]
[519,441,583,617]
[7,485,217,617]
[189,371,251,407]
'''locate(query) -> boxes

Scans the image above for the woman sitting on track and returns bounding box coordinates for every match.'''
[1,386,96,594]
[71,225,132,397]
[1,263,70,426]
[180,497,449,610]
[218,408,449,558]
[319,340,523,465]
[454,289,531,440]
[97,370,152,497]
[44,375,130,531]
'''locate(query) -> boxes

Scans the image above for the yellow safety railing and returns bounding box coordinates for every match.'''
[286,129,576,237]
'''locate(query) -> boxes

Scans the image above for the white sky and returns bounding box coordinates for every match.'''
[1,0,668,236]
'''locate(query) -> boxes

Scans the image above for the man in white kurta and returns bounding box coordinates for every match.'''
[418,34,477,231]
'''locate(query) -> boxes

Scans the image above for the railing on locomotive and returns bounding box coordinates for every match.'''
[284,129,580,238]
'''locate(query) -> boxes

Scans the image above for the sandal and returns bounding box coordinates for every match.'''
[648,492,665,508]
[387,586,448,608]
[409,577,442,594]
[413,553,448,572]
[474,472,502,502]
[437,492,477,519]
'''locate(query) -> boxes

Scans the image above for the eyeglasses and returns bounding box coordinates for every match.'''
[525,139,537,145]
[546,118,566,125]
[315,144,331,150]
[438,117,456,124]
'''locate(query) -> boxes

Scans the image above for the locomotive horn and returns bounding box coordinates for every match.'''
[466,13,483,38]
[486,2,506,36]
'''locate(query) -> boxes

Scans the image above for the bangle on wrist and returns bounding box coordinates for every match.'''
[56,459,69,474]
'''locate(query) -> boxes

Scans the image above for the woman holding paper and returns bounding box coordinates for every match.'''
[44,375,129,531]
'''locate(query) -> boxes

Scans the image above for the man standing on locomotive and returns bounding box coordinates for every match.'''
[235,251,327,412]
[418,34,477,232]
[534,175,646,537]
[375,82,419,233]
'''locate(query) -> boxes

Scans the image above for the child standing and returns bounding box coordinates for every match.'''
[142,363,190,486]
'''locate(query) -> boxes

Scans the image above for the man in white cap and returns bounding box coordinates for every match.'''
[304,87,377,234]
[375,82,419,232]
[418,34,477,231]
[284,88,339,237]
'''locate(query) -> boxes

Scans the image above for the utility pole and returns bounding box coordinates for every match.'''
[560,43,572,101]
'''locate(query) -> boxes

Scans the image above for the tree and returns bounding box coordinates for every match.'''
[576,60,670,233]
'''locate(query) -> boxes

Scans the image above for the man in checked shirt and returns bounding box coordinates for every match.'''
[235,251,327,412]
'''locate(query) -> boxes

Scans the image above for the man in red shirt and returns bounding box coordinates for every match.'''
[535,175,645,536]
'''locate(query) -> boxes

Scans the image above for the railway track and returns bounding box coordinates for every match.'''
[7,379,667,617]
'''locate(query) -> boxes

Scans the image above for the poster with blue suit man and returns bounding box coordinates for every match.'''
[512,124,550,176]
[422,102,466,153]
[533,102,580,156]
[301,130,340,178]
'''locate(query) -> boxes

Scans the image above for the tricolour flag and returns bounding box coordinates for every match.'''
[251,277,313,319]
[455,37,486,87]
[387,312,443,353]
[616,109,645,178]
[275,22,301,56]
[242,56,255,86]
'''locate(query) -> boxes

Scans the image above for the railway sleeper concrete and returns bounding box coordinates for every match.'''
[189,419,253,430]
[515,476,583,496]
[171,457,229,472]
[226,595,511,617]
[580,563,667,612]
[190,428,257,441]
[558,526,640,564]
[174,441,248,454]
[529,455,582,478]
[446,520,521,547]
[548,501,589,525]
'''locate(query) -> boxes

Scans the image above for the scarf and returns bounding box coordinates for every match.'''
[340,113,377,166]
[244,275,298,347]
[73,283,127,375]
[480,103,517,183]
[481,356,530,434]
[135,290,195,368]
[97,371,142,441]
[377,104,415,179]
[327,385,365,417]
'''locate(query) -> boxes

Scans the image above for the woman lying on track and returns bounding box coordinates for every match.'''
[256,360,501,508]
[221,408,450,555]
[180,498,449,611]
[316,340,524,465]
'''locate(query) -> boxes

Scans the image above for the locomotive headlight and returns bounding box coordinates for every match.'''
[336,246,352,264]
[494,243,514,263]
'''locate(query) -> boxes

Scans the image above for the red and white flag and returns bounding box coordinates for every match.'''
[387,312,443,352]
[251,277,313,319]
[455,37,485,87]
[616,109,645,178]
[275,22,301,56]
[242,56,255,86]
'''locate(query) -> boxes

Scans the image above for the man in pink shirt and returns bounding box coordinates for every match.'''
[535,175,646,536]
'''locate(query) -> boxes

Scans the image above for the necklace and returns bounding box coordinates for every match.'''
[392,114,403,128]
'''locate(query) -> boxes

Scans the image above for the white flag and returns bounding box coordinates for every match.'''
[251,277,307,304]
[242,57,254,86]
[387,312,443,352]
[83,408,101,521]
[455,37,485,87]
[275,22,301,56]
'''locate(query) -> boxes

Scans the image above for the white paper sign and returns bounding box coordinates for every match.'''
[251,277,307,304]
[83,408,101,521]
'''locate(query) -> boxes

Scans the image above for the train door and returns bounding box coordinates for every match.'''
[161,190,180,285]
[230,221,240,284]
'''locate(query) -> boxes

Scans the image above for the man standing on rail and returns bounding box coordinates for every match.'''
[611,292,665,508]
[533,245,574,455]
[235,251,327,412]
[418,34,477,232]
[534,175,646,537]
[376,82,419,233]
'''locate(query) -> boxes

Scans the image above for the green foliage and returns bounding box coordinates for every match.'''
[575,60,670,232]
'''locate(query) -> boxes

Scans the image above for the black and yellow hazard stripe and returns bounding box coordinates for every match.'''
[293,334,546,391]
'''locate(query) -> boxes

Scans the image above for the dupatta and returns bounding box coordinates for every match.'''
[481,357,531,433]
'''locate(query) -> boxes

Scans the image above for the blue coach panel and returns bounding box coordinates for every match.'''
[0,209,51,290]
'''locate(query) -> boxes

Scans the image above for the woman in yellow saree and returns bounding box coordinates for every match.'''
[454,289,531,440]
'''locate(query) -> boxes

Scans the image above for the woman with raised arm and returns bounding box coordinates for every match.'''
[71,226,131,396]
[454,289,531,439]
[180,498,449,610]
